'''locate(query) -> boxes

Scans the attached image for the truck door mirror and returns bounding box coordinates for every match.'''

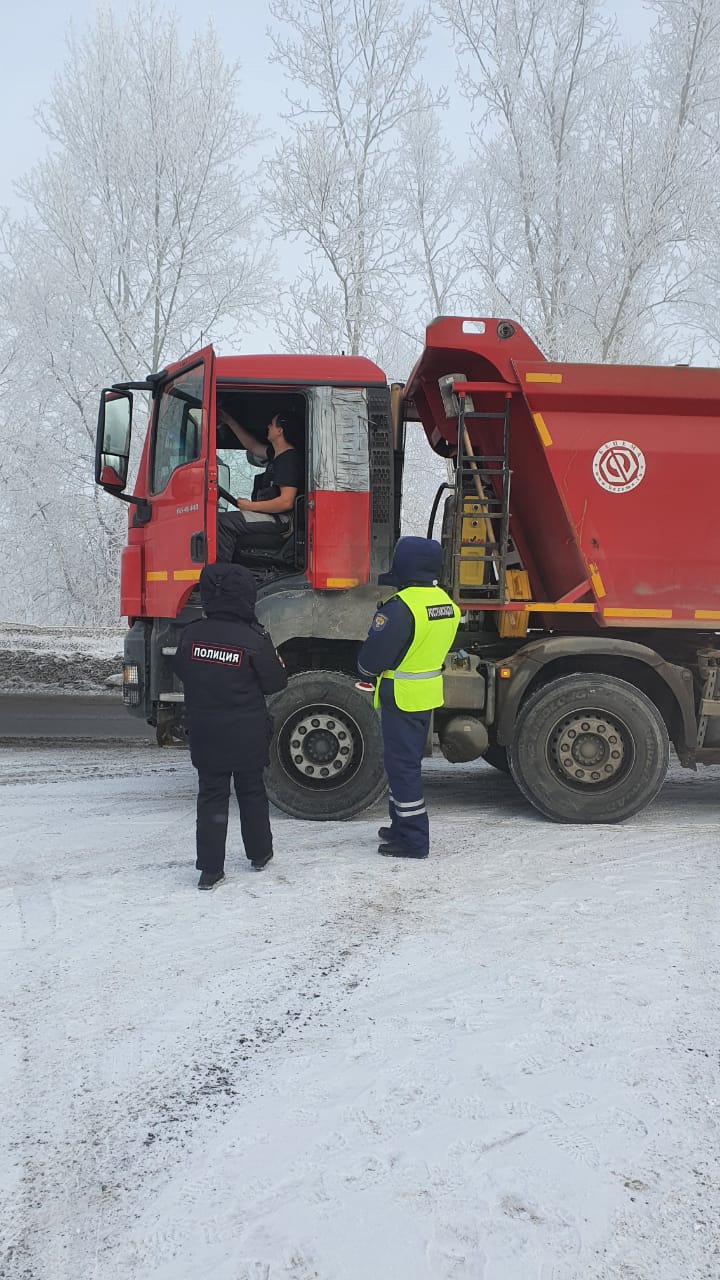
[95,389,133,490]
[99,463,126,487]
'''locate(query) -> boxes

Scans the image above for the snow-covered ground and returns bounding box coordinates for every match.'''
[2,745,719,1280]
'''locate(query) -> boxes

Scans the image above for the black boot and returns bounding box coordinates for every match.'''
[378,842,428,860]
[378,826,394,841]
[198,870,225,890]
[250,852,273,871]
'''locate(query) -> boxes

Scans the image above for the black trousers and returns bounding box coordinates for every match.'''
[216,511,287,563]
[196,767,273,872]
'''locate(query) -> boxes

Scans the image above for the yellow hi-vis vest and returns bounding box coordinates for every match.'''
[374,586,461,712]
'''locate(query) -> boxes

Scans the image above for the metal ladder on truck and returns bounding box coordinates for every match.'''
[451,390,513,605]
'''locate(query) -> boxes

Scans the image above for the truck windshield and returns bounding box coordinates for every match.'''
[151,368,204,494]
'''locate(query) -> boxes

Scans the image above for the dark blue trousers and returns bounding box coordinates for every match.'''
[380,706,431,853]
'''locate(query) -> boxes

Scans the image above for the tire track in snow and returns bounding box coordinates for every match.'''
[3,748,720,1279]
[2,824,435,1279]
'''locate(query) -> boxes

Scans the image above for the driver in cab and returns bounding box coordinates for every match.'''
[216,406,303,563]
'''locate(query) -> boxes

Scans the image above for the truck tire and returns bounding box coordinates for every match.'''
[266,670,387,821]
[508,673,669,824]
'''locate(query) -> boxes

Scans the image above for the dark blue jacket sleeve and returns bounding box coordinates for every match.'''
[247,625,288,695]
[170,623,194,682]
[357,598,415,677]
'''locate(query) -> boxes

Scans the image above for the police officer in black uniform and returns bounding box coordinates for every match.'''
[172,563,287,889]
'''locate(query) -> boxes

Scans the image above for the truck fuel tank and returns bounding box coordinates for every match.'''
[439,715,489,763]
[442,651,486,709]
[439,651,489,761]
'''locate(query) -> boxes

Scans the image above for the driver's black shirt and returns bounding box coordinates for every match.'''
[252,447,304,501]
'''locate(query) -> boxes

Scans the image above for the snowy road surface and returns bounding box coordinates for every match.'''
[0,695,154,742]
[2,746,719,1280]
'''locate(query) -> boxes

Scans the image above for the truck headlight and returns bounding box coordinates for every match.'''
[122,663,141,707]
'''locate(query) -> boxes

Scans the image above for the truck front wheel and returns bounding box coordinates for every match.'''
[508,673,669,823]
[266,671,387,820]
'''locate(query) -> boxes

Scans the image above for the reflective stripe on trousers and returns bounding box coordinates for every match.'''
[381,705,430,853]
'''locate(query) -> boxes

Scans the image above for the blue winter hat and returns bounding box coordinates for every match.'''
[378,536,443,588]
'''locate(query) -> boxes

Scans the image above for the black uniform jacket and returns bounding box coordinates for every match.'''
[172,612,287,772]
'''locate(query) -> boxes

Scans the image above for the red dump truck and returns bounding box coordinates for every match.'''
[95,315,720,823]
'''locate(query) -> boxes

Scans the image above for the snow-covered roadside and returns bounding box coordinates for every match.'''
[1,749,719,1279]
[0,624,125,694]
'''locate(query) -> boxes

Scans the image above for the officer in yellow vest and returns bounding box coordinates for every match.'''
[358,537,461,858]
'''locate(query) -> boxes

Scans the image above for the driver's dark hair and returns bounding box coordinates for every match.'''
[271,410,290,432]
[269,408,303,450]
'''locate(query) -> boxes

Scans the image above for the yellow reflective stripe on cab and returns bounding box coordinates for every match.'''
[147,569,201,582]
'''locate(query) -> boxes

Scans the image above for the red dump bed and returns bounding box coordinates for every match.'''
[406,317,720,629]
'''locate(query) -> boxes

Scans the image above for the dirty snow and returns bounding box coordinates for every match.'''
[0,624,125,694]
[1,746,719,1280]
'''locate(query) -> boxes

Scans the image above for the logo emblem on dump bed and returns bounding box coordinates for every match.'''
[592,440,646,493]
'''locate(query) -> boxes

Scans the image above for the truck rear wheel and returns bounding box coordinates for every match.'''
[508,673,669,823]
[266,670,387,820]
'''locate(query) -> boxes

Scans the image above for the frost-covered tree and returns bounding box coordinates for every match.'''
[397,102,473,318]
[2,2,273,625]
[21,2,271,375]
[687,152,720,360]
[592,0,720,361]
[438,0,720,361]
[267,0,438,362]
[651,0,720,361]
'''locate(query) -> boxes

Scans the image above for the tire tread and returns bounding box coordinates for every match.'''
[508,672,669,824]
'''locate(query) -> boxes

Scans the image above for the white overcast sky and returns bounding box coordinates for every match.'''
[1,0,654,212]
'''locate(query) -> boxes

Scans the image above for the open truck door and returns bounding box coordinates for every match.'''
[140,345,216,619]
[95,345,216,621]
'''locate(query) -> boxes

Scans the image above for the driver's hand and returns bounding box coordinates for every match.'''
[235,497,252,511]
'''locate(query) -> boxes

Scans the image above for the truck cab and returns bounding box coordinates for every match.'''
[96,345,400,818]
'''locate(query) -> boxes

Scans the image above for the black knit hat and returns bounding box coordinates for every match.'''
[199,563,258,619]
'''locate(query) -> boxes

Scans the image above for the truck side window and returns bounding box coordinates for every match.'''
[151,369,203,494]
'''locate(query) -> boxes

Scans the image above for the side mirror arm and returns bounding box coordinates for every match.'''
[102,488,152,524]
